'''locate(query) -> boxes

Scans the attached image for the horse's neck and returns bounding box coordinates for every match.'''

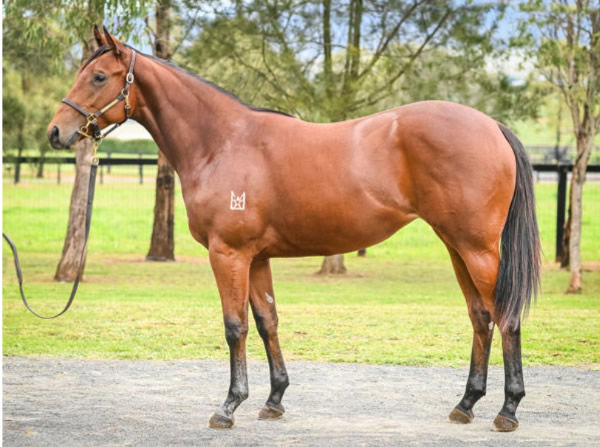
[131,54,249,175]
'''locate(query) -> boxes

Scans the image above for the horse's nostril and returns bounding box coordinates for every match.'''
[48,125,62,148]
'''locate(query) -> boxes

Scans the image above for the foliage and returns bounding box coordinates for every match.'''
[2,94,26,152]
[514,0,600,133]
[181,1,540,124]
[1,70,67,165]
[512,0,600,291]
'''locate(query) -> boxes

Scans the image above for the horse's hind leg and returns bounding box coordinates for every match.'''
[249,258,289,420]
[493,325,524,431]
[445,246,495,424]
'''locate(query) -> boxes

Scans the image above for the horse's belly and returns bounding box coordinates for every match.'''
[266,197,416,257]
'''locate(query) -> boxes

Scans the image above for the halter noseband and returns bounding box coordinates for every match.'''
[62,50,137,144]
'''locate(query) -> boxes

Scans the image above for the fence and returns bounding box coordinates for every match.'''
[4,154,157,185]
[3,154,600,260]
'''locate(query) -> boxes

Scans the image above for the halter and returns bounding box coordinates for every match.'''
[62,50,136,150]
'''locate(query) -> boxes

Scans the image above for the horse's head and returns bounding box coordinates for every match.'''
[48,26,136,149]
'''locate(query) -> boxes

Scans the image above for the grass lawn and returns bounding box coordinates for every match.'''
[3,180,600,368]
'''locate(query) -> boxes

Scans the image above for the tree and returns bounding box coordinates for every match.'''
[146,0,176,261]
[184,1,513,273]
[2,1,70,183]
[517,0,600,292]
[2,94,26,183]
[4,0,148,281]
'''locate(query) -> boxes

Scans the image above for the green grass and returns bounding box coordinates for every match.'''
[3,181,600,367]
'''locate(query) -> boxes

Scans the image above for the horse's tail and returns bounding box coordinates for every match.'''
[494,123,541,333]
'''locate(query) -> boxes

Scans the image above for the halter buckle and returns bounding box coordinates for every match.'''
[126,72,134,84]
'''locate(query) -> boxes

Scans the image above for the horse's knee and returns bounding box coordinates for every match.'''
[224,317,248,347]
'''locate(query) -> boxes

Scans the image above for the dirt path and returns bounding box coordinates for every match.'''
[3,357,599,446]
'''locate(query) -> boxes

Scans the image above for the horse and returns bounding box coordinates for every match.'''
[48,27,540,432]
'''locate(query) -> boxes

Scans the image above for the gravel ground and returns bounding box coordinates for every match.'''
[3,357,599,446]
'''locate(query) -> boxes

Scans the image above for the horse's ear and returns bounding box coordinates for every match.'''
[103,25,122,56]
[93,25,106,48]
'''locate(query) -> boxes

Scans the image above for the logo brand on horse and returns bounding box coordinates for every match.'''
[47,26,541,432]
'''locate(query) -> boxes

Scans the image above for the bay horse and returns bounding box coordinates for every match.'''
[48,27,540,432]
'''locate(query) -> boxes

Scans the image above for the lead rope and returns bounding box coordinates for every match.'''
[3,148,99,319]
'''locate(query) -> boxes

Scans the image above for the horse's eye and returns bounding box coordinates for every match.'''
[93,73,106,84]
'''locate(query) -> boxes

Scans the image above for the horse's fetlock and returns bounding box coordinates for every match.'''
[505,385,525,402]
[232,388,249,403]
[273,371,289,392]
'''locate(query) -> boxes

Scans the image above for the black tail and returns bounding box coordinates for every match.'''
[495,124,541,332]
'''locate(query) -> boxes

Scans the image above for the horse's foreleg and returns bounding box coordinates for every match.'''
[493,325,524,432]
[208,245,251,429]
[249,258,289,420]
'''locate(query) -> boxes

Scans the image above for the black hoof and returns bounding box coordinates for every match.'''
[209,412,234,429]
[258,403,285,420]
[492,413,519,432]
[448,406,474,424]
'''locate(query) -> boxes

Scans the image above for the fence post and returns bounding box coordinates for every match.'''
[107,151,111,174]
[100,162,104,184]
[139,153,143,184]
[555,165,568,261]
[57,159,61,184]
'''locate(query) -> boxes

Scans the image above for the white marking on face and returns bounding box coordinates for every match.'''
[230,191,245,210]
[265,292,274,304]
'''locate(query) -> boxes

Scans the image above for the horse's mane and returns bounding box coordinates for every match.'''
[135,45,296,118]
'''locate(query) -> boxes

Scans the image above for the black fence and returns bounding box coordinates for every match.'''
[4,154,158,185]
[4,155,600,260]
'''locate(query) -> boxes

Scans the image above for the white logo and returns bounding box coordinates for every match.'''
[230,191,246,210]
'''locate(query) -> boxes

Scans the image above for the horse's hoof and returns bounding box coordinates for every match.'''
[258,403,285,420]
[448,406,474,424]
[209,412,234,429]
[492,413,519,432]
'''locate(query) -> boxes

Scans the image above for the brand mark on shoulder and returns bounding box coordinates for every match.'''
[230,191,246,210]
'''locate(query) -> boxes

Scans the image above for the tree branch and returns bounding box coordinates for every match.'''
[355,7,452,109]
[358,0,423,80]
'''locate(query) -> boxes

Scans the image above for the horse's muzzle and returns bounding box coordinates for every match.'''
[48,125,79,150]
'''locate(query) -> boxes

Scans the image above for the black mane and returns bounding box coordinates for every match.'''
[129,45,295,118]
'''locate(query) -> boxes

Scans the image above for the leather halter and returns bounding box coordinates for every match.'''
[62,50,136,142]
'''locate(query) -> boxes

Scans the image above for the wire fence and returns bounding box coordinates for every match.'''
[3,149,600,261]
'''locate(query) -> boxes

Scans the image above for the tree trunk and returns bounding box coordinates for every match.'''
[54,29,101,282]
[559,211,570,268]
[318,254,347,275]
[36,151,46,178]
[54,140,94,281]
[147,151,175,261]
[146,0,175,262]
[566,134,593,293]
